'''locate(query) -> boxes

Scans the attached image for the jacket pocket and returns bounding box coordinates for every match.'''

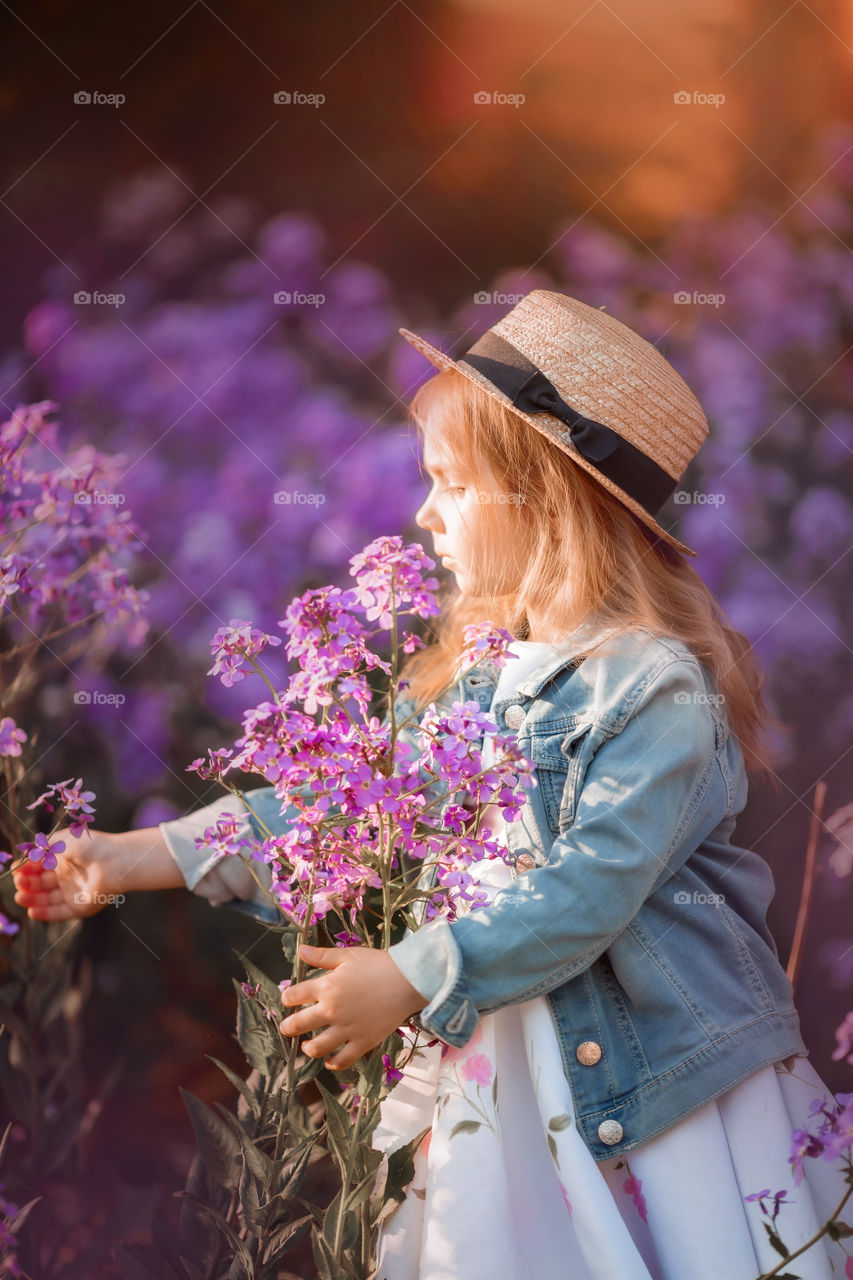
[528,722,592,836]
[558,722,594,831]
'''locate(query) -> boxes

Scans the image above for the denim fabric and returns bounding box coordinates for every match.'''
[162,621,809,1159]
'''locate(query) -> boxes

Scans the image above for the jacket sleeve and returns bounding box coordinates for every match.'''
[159,786,292,925]
[387,658,725,1046]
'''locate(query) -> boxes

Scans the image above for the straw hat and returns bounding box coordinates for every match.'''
[399,289,709,557]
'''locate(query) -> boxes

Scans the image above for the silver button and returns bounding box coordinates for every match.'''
[576,1041,602,1066]
[504,704,526,729]
[597,1119,623,1146]
[514,852,536,873]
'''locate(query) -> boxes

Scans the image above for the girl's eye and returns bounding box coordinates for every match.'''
[447,486,466,497]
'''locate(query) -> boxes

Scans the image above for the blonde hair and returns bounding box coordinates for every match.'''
[397,366,790,790]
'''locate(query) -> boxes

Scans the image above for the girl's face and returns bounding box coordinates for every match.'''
[414,432,523,595]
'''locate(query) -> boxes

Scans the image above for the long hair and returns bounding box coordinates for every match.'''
[397,366,790,791]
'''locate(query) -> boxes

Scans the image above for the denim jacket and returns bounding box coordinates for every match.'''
[160,622,809,1161]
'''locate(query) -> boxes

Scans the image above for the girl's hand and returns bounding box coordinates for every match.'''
[11,825,188,922]
[11,827,117,921]
[280,943,428,1070]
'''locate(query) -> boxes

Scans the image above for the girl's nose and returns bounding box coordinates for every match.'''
[415,497,440,532]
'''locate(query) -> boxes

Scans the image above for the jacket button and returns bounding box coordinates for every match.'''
[576,1040,602,1066]
[504,704,526,729]
[514,852,536,873]
[597,1119,624,1146]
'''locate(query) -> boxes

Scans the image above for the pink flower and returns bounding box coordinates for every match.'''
[831,1009,853,1065]
[461,1053,493,1087]
[0,717,26,758]
[558,1180,573,1219]
[623,1173,648,1224]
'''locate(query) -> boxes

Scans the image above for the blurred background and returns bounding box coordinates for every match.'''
[1,0,853,1272]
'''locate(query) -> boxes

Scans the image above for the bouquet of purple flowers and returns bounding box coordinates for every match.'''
[184,534,537,1278]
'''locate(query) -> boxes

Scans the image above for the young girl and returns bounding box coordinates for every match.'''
[13,292,851,1279]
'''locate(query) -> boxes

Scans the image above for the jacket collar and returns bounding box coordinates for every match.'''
[455,613,619,703]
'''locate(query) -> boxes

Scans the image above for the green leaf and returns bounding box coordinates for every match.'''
[228,1253,253,1280]
[276,1136,316,1203]
[377,1125,431,1221]
[179,1088,241,1188]
[548,1113,572,1132]
[827,1218,853,1240]
[322,1186,360,1257]
[492,1073,498,1108]
[260,1214,312,1267]
[312,1224,354,1280]
[547,1132,560,1169]
[449,1119,481,1139]
[173,1193,254,1269]
[763,1223,790,1258]
[316,1080,356,1170]
[233,978,278,1075]
[206,1054,261,1116]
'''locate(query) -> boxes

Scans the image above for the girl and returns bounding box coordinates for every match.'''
[13,292,851,1279]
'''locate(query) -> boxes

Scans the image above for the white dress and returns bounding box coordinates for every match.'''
[373,641,852,1280]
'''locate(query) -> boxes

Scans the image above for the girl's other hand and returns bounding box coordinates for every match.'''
[280,943,428,1070]
[11,827,117,921]
[12,825,188,922]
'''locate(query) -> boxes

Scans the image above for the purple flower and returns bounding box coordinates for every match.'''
[16,832,66,870]
[382,1053,403,1084]
[348,536,440,629]
[0,911,20,937]
[0,717,26,758]
[208,618,283,687]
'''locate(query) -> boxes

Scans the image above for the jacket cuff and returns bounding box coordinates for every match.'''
[159,792,255,895]
[387,916,480,1047]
